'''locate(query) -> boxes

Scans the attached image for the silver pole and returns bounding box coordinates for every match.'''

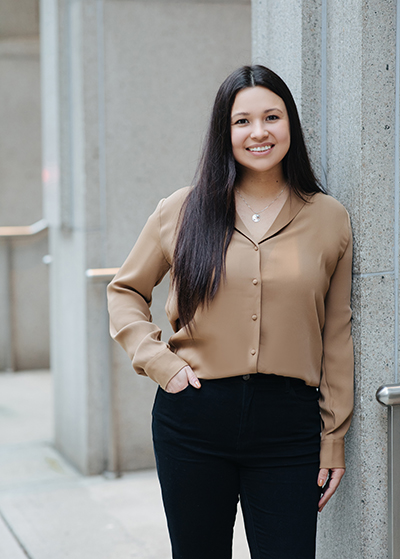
[4,239,16,372]
[376,384,400,559]
[389,406,400,559]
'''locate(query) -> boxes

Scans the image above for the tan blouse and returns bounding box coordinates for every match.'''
[107,187,354,469]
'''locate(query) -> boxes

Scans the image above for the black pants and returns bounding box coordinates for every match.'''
[152,373,321,559]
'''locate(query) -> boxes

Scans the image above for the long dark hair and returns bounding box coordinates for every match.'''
[172,65,324,329]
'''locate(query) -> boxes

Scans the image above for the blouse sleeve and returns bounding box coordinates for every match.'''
[107,198,188,389]
[319,211,354,469]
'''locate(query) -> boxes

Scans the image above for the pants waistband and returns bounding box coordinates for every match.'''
[202,373,314,389]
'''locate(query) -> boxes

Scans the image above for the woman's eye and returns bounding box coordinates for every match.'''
[234,118,248,125]
[266,115,279,121]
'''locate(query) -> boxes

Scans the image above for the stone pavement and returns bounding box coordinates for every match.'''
[0,371,250,559]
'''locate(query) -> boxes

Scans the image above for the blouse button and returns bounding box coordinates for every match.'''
[252,315,257,321]
[252,279,258,285]
[254,246,259,251]
[250,349,256,355]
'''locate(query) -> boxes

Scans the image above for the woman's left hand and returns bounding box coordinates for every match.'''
[317,468,345,512]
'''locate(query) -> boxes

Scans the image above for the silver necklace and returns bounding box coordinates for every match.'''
[236,186,286,223]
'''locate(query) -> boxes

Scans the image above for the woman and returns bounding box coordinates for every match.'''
[107,65,354,559]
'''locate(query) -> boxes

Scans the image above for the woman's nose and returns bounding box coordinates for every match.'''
[250,121,268,140]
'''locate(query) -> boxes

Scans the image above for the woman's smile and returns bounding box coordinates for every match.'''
[231,86,290,176]
[246,142,274,154]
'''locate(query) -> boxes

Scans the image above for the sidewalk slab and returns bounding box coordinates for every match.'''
[0,442,79,493]
[0,371,53,445]
[0,515,27,559]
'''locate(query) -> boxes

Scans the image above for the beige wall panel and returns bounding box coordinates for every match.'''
[12,234,50,370]
[0,0,39,37]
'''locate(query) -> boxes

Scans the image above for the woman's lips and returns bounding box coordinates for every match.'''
[246,144,274,154]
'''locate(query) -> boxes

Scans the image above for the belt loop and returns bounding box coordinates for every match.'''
[284,377,291,392]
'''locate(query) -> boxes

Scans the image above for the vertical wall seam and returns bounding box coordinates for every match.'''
[96,0,107,267]
[320,0,327,191]
[395,0,400,382]
[65,0,74,229]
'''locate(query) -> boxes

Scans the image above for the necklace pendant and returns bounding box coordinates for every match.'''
[252,214,261,223]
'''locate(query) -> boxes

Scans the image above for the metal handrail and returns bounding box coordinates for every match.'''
[376,383,400,559]
[376,384,400,407]
[0,218,48,237]
[85,268,119,283]
[0,219,49,372]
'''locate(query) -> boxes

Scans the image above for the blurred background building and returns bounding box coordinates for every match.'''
[0,0,48,372]
[1,1,399,558]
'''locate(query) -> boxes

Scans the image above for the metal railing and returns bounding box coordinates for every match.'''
[376,383,400,559]
[0,219,48,372]
[86,267,119,477]
[85,268,119,282]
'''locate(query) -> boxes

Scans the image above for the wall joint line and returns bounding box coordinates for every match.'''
[394,0,400,383]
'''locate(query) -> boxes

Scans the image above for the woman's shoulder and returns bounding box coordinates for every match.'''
[162,186,192,206]
[307,191,350,223]
[154,187,192,254]
[302,193,351,257]
[158,186,192,218]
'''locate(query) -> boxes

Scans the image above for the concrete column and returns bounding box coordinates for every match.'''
[252,0,398,557]
[41,0,251,474]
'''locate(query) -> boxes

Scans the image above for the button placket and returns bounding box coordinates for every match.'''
[248,240,261,371]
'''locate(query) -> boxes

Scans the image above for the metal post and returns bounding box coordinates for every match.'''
[390,405,400,559]
[3,239,16,372]
[376,383,400,559]
[86,268,119,477]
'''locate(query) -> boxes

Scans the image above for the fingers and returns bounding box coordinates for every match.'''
[185,366,201,389]
[318,468,329,488]
[165,366,201,393]
[318,468,345,512]
[165,368,189,393]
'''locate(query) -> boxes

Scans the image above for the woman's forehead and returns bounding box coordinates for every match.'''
[231,87,286,114]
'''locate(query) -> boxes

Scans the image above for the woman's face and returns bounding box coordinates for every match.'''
[230,86,291,176]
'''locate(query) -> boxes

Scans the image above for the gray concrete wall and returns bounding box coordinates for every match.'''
[0,0,40,37]
[0,0,50,371]
[41,0,251,474]
[253,0,398,557]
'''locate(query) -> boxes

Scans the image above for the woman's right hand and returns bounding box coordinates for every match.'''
[165,365,201,394]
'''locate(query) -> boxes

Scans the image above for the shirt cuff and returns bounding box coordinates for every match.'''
[140,347,188,390]
[320,438,346,469]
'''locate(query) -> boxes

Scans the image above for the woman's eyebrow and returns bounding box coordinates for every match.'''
[231,108,284,119]
[231,111,250,118]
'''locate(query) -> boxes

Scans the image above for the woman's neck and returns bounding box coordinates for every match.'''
[235,168,286,200]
